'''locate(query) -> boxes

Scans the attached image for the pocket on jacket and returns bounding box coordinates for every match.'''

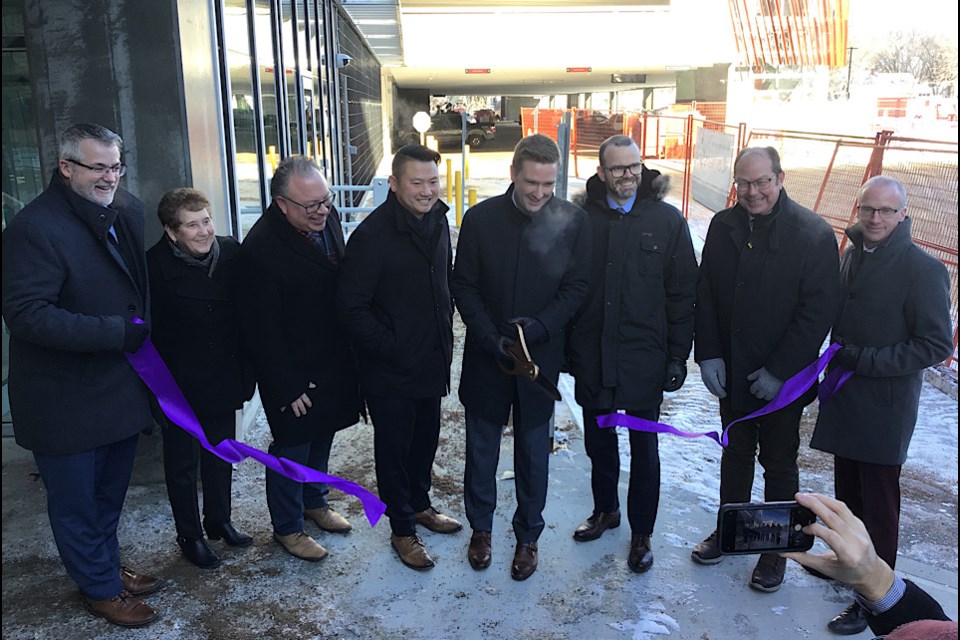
[637,235,665,277]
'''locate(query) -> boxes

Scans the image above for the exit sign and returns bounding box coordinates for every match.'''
[566,67,592,73]
[465,68,491,74]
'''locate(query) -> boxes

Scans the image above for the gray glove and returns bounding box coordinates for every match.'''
[747,367,783,402]
[699,358,727,399]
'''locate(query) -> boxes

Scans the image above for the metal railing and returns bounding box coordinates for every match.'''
[331,177,389,234]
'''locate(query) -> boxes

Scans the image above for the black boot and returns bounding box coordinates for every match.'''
[177,536,221,569]
[204,520,254,548]
[827,601,868,635]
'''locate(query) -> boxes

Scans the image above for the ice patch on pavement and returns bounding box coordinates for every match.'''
[608,609,681,639]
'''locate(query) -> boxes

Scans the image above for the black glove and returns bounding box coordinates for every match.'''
[482,332,514,368]
[833,344,861,371]
[663,359,687,392]
[498,317,548,345]
[122,322,149,353]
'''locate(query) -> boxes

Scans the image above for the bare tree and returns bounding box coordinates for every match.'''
[867,31,958,94]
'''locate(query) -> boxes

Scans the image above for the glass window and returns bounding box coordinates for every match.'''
[281,0,301,155]
[254,0,282,177]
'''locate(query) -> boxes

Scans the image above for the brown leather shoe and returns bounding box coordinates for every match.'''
[467,531,492,570]
[119,566,164,597]
[304,507,352,533]
[390,534,435,570]
[573,510,621,541]
[84,591,158,628]
[627,534,654,573]
[274,531,328,561]
[511,542,538,581]
[415,506,463,534]
[691,530,724,565]
[750,553,786,592]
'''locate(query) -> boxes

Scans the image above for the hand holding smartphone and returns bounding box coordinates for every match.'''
[717,501,816,555]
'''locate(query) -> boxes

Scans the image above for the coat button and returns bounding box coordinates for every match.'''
[732,329,742,336]
[207,305,214,311]
[736,281,744,287]
[127,304,136,312]
[99,214,106,221]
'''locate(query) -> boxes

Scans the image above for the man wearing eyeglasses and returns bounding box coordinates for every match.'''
[692,146,840,593]
[234,155,362,563]
[2,123,161,627]
[566,135,697,574]
[808,175,952,635]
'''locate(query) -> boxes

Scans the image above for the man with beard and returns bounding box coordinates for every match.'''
[453,134,591,580]
[2,123,162,627]
[567,135,697,573]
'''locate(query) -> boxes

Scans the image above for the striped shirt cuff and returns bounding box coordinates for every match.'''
[856,574,906,614]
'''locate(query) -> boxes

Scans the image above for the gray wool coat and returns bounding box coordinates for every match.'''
[810,218,953,465]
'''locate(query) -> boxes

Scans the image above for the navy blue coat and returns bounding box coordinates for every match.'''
[1,173,153,455]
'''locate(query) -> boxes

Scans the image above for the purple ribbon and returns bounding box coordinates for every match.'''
[125,329,385,526]
[597,343,851,447]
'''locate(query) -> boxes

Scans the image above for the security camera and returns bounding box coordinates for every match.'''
[336,53,351,68]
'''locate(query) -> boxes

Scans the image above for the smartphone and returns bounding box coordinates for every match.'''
[717,501,816,555]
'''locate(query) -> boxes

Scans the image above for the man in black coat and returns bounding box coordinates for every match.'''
[338,145,460,572]
[809,176,953,635]
[235,156,361,563]
[567,135,698,573]
[452,134,591,581]
[692,146,840,592]
[148,188,255,570]
[1,123,161,627]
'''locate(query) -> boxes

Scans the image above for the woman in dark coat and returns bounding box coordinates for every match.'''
[148,188,254,569]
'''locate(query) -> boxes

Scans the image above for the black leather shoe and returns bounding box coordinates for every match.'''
[627,534,654,573]
[573,510,621,541]
[177,536,221,569]
[827,601,868,635]
[749,553,786,592]
[204,520,253,548]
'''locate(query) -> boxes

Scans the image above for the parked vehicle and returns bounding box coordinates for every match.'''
[396,112,496,149]
[469,109,501,124]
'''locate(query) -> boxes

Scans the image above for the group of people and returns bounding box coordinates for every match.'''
[1,122,953,637]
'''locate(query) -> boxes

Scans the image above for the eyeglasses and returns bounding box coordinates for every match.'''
[602,163,642,178]
[856,205,902,219]
[280,193,334,214]
[733,176,775,191]
[66,158,126,177]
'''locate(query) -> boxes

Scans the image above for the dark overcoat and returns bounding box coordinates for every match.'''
[811,218,952,465]
[1,172,153,455]
[568,169,698,411]
[694,189,840,413]
[337,192,453,399]
[453,187,591,429]
[234,203,360,446]
[147,235,254,434]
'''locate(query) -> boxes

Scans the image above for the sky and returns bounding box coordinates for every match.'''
[847,0,960,42]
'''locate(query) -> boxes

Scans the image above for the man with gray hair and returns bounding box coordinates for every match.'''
[2,123,161,627]
[235,155,362,563]
[809,175,952,635]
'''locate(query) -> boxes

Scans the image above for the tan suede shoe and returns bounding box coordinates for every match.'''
[274,531,328,561]
[390,534,435,570]
[304,507,352,533]
[415,506,463,534]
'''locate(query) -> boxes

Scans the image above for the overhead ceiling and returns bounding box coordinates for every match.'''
[343,0,739,96]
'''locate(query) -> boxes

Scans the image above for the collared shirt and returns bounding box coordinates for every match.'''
[856,574,907,615]
[606,193,637,214]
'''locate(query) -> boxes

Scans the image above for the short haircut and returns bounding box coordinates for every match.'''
[599,134,638,166]
[59,123,123,161]
[270,155,323,199]
[858,175,907,210]
[512,134,560,173]
[392,144,441,178]
[157,188,211,229]
[734,146,783,175]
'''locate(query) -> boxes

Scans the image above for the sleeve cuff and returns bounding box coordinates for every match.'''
[856,574,906,614]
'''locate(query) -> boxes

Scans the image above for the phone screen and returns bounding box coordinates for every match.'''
[718,502,815,554]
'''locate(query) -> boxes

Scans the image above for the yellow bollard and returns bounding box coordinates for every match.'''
[446,158,453,203]
[468,188,477,208]
[464,144,470,181]
[267,145,279,172]
[455,170,463,227]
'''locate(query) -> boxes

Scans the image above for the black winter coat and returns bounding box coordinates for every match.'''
[810,218,952,465]
[568,169,698,411]
[147,235,254,433]
[695,189,840,413]
[337,192,453,399]
[1,172,153,455]
[453,187,591,429]
[234,203,360,446]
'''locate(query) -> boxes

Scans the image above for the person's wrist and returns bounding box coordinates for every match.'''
[853,561,895,602]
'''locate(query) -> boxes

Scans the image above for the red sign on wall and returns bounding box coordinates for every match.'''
[566,67,592,73]
[465,68,491,74]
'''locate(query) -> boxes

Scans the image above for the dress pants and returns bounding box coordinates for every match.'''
[162,411,235,539]
[718,397,804,505]
[464,409,551,544]
[834,456,902,569]
[266,432,335,536]
[33,434,139,601]
[583,407,660,535]
[367,396,441,537]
